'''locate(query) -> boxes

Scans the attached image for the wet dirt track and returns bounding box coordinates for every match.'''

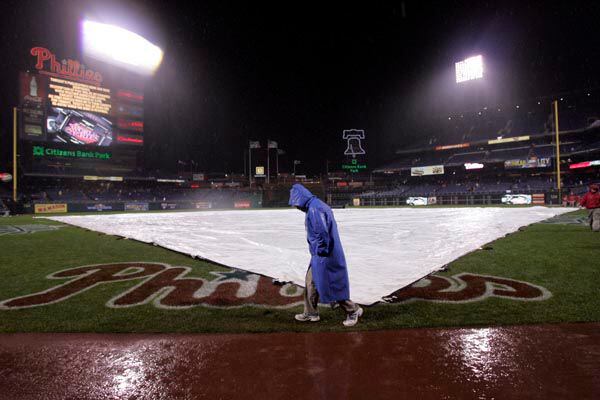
[1,323,599,400]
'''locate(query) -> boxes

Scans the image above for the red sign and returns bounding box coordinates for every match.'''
[117,135,143,144]
[570,160,600,169]
[234,201,251,208]
[30,47,103,85]
[570,162,590,169]
[117,119,144,132]
[532,194,545,205]
[117,90,144,102]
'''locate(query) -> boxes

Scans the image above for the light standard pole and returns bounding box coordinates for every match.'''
[13,107,18,202]
[553,100,562,202]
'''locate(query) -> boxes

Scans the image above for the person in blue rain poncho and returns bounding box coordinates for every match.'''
[288,184,363,327]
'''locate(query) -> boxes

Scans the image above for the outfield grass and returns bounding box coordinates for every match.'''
[1,210,598,333]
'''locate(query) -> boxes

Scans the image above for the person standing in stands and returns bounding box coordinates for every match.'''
[580,184,600,232]
[289,183,363,327]
[567,191,579,207]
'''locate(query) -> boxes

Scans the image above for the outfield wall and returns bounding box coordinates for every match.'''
[27,190,562,213]
[31,196,263,214]
[332,192,561,207]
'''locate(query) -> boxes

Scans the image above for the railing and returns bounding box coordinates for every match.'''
[327,190,564,206]
[358,195,505,206]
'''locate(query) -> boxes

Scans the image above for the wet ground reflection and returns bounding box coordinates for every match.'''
[0,323,598,399]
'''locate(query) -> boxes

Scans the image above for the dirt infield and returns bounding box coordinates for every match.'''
[1,323,598,399]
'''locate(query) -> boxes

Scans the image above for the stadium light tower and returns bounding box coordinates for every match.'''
[82,20,164,75]
[455,55,483,83]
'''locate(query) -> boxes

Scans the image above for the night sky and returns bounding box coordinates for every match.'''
[1,1,599,175]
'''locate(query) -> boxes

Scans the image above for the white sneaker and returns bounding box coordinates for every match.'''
[343,307,363,327]
[295,313,320,322]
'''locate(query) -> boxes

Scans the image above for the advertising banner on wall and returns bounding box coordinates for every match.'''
[411,165,445,176]
[488,136,530,145]
[464,163,484,170]
[63,203,125,212]
[435,143,469,151]
[83,175,122,181]
[34,203,67,214]
[504,158,551,169]
[125,203,149,211]
[501,194,532,205]
[406,197,429,206]
[158,202,188,210]
[234,201,251,208]
[86,204,114,212]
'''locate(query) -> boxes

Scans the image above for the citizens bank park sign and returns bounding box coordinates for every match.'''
[33,145,111,160]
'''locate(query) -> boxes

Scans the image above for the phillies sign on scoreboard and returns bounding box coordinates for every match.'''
[30,46,103,84]
[19,46,144,147]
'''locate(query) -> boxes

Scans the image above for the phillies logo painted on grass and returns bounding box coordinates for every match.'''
[539,214,588,225]
[383,273,551,304]
[0,263,552,310]
[0,263,304,310]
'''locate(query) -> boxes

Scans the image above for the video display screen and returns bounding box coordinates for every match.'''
[47,107,113,146]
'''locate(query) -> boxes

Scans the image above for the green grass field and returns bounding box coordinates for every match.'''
[1,210,599,333]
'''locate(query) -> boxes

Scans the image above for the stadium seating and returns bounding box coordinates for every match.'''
[427,94,600,148]
[13,92,599,210]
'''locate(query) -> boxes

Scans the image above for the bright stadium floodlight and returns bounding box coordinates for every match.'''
[82,20,163,75]
[455,55,483,83]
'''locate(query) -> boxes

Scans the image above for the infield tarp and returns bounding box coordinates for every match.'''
[46,207,574,305]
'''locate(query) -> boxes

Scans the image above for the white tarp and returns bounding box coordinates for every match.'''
[46,207,574,305]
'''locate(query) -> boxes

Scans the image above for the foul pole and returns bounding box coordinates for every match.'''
[553,100,561,202]
[12,107,17,202]
[248,146,252,186]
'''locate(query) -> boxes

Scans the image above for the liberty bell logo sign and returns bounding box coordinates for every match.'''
[343,129,366,158]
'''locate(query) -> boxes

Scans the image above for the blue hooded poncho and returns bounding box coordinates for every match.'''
[288,184,350,303]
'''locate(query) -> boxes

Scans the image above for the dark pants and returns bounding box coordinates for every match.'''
[303,265,359,315]
[589,208,600,232]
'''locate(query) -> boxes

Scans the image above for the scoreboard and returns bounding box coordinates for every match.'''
[19,46,146,174]
[20,48,144,147]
